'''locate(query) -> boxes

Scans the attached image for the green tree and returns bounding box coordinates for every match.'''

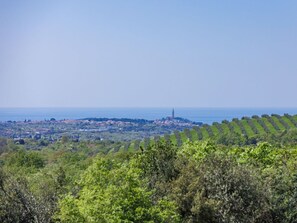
[6,149,45,170]
[137,141,179,197]
[172,154,270,223]
[0,168,55,223]
[57,157,180,223]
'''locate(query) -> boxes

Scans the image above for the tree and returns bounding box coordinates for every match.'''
[57,157,179,223]
[0,138,8,154]
[7,149,45,170]
[172,154,270,223]
[0,168,56,223]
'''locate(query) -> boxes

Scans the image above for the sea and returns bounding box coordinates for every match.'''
[1,108,297,124]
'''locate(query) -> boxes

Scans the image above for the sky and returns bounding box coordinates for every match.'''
[0,0,297,108]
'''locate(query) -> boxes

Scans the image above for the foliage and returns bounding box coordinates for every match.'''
[1,114,297,222]
[6,149,45,171]
[57,157,180,223]
[0,168,56,223]
[172,155,269,223]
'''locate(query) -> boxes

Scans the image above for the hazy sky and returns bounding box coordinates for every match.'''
[1,0,297,108]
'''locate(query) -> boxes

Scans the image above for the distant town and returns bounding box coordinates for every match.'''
[0,110,202,145]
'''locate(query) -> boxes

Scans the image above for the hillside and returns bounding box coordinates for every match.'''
[117,113,297,153]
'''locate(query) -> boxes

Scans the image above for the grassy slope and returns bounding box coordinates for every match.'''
[282,116,295,128]
[251,119,266,134]
[240,120,254,137]
[200,127,209,139]
[190,129,198,141]
[262,118,277,134]
[271,116,286,131]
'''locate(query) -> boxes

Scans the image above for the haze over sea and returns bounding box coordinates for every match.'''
[1,108,297,124]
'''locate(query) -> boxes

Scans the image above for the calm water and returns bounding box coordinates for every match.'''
[1,108,297,124]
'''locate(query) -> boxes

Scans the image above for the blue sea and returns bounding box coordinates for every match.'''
[1,108,297,124]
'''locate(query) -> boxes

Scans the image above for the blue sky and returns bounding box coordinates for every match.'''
[0,0,297,107]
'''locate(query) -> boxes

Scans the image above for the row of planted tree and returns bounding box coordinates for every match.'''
[122,114,297,152]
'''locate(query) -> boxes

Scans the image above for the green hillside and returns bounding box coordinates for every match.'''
[112,113,297,153]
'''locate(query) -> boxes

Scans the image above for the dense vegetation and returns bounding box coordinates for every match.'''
[0,114,297,222]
